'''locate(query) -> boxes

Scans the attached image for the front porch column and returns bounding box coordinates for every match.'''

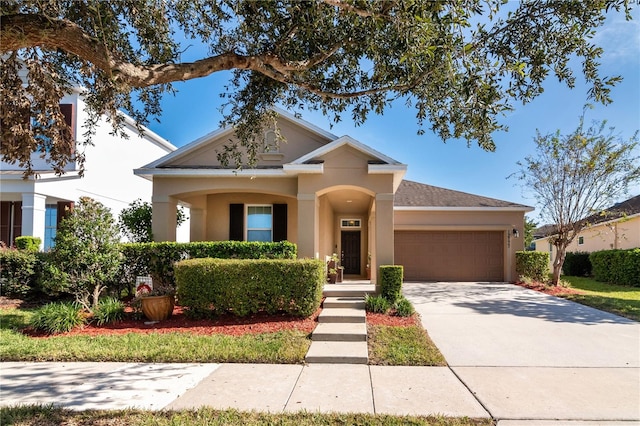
[152,195,177,242]
[21,193,46,250]
[189,208,206,241]
[297,193,319,259]
[374,193,395,287]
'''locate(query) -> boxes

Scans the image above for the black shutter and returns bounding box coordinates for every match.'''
[273,204,287,242]
[229,203,244,241]
[59,104,76,153]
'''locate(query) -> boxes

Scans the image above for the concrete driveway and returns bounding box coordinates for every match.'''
[403,282,640,423]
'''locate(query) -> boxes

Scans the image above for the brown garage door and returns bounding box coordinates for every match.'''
[394,231,504,281]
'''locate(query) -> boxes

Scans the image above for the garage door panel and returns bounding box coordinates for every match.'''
[395,231,504,281]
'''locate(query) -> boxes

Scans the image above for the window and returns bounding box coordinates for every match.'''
[578,236,584,245]
[44,205,57,250]
[264,130,279,152]
[341,219,361,228]
[246,205,272,242]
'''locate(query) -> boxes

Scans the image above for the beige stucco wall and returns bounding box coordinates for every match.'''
[394,209,526,282]
[534,215,640,271]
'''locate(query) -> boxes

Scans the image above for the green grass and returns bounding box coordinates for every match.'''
[0,308,309,363]
[0,405,491,426]
[560,276,640,321]
[368,325,446,366]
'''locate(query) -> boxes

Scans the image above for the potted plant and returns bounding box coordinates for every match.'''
[135,279,175,321]
[327,253,340,284]
[327,267,338,284]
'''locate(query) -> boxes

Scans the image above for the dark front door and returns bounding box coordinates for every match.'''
[341,231,361,275]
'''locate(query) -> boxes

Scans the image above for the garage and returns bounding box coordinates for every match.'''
[394,230,504,281]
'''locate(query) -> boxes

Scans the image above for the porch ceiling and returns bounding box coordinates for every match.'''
[325,189,371,214]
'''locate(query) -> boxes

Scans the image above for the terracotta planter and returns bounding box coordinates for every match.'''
[327,273,337,284]
[141,295,174,321]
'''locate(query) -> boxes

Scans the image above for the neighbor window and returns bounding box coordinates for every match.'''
[44,204,57,250]
[578,236,584,245]
[246,205,272,242]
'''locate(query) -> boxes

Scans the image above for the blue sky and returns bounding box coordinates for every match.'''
[142,9,640,223]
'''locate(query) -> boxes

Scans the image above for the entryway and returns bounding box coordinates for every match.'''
[341,230,361,275]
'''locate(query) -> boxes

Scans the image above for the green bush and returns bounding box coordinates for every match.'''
[562,252,592,276]
[379,265,403,303]
[175,258,324,317]
[394,297,415,317]
[590,249,640,287]
[365,294,391,313]
[515,251,549,282]
[30,301,84,334]
[0,248,39,298]
[116,241,298,294]
[14,236,41,252]
[93,297,125,325]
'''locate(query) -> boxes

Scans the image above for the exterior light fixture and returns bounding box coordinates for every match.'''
[512,228,519,238]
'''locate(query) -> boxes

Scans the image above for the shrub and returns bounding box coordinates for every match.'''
[590,249,640,287]
[14,236,41,252]
[0,248,39,298]
[30,301,84,334]
[175,258,324,317]
[116,241,297,294]
[365,294,391,314]
[92,297,125,325]
[379,265,403,304]
[515,251,549,282]
[562,252,592,276]
[119,199,187,243]
[51,197,122,311]
[394,297,415,317]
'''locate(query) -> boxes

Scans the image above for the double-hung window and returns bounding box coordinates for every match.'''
[44,205,57,250]
[246,205,272,242]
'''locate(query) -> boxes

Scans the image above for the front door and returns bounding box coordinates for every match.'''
[341,231,361,275]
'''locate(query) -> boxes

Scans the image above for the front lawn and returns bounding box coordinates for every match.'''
[0,306,446,365]
[0,405,491,426]
[560,276,640,321]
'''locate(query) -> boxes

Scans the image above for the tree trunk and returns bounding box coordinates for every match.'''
[551,243,567,286]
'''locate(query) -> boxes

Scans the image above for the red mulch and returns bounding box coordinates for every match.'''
[2,295,418,338]
[515,281,583,296]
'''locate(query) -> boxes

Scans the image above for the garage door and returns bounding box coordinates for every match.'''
[394,231,504,281]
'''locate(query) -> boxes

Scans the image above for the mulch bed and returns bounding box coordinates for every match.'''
[2,296,417,337]
[515,281,583,296]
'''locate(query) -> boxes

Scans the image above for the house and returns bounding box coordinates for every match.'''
[533,195,640,262]
[134,108,533,282]
[0,91,178,250]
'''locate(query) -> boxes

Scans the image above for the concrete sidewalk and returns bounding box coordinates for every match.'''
[0,361,488,418]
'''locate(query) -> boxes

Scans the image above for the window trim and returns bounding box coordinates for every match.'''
[578,236,584,245]
[245,204,273,242]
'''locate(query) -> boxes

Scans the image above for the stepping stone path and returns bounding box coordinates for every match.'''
[305,283,375,364]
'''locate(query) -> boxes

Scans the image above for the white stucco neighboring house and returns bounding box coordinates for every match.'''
[0,91,184,250]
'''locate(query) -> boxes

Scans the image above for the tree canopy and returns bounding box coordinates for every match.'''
[513,117,640,285]
[1,0,634,175]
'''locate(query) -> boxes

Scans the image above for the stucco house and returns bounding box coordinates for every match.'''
[135,108,532,283]
[533,195,640,263]
[0,91,178,250]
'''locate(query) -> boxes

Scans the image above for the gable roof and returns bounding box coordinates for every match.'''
[394,180,533,211]
[138,107,337,170]
[534,194,640,238]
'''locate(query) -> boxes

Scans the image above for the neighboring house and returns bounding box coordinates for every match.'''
[0,91,178,250]
[533,195,640,264]
[135,108,532,283]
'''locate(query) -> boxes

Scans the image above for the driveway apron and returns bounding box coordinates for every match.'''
[403,282,640,422]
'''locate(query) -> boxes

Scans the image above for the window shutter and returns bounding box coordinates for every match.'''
[273,203,287,242]
[57,201,74,227]
[59,103,76,154]
[229,203,244,241]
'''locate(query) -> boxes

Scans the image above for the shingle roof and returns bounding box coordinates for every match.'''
[533,194,640,238]
[394,180,532,209]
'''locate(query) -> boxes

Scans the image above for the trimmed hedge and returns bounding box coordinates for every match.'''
[562,252,592,277]
[174,258,324,317]
[590,249,640,287]
[115,241,297,294]
[15,236,41,252]
[515,251,549,282]
[379,265,403,303]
